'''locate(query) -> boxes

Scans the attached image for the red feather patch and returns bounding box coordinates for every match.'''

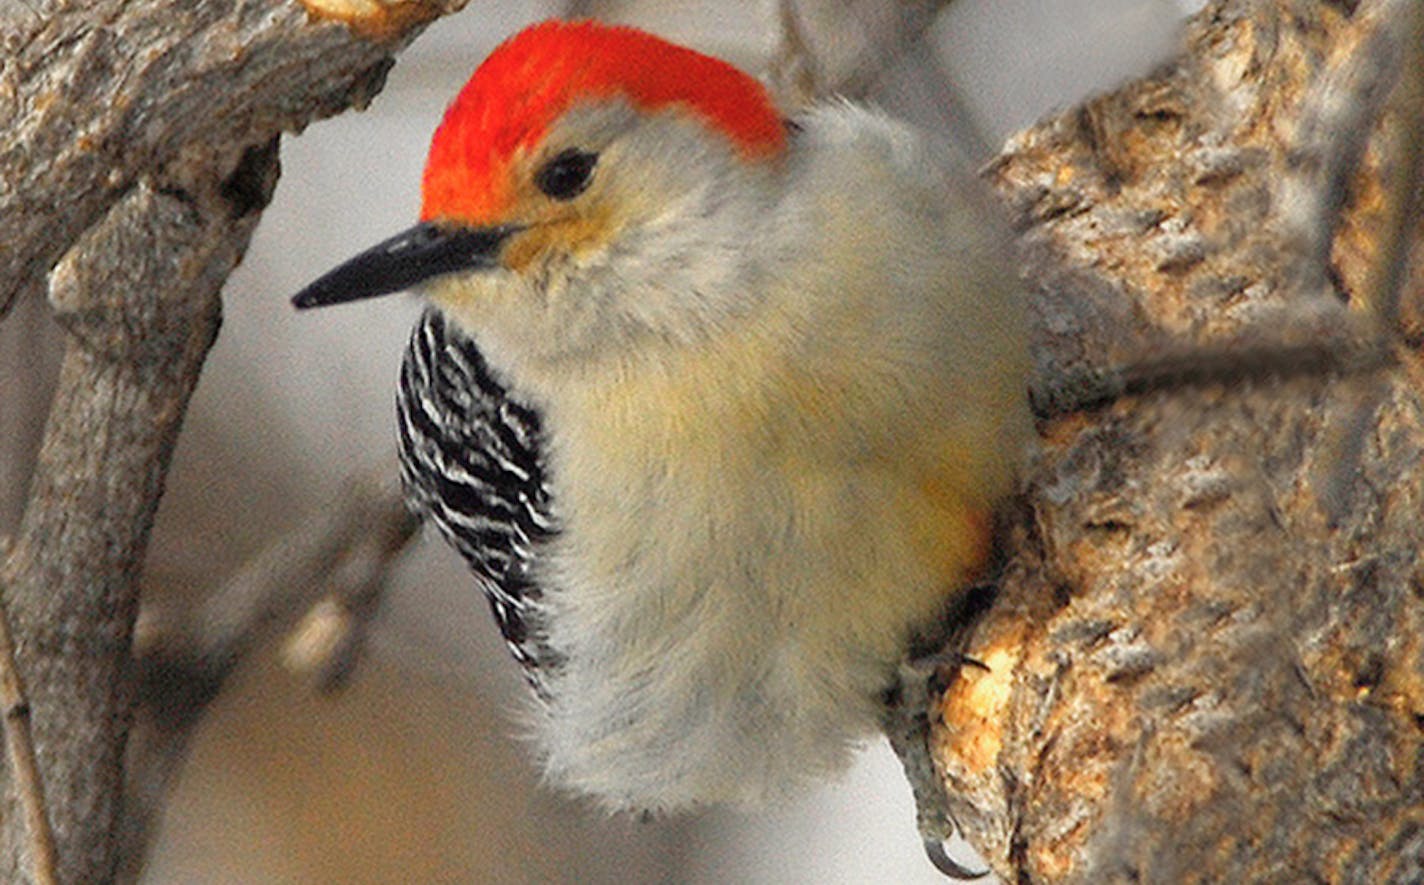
[420,20,786,224]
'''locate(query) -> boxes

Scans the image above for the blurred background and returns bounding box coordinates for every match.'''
[1,1,1202,882]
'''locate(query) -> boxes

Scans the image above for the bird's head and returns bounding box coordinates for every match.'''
[294,20,788,376]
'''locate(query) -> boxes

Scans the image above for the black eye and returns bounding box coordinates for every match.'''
[534,148,598,201]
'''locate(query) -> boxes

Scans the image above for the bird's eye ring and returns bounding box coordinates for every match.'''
[535,149,598,201]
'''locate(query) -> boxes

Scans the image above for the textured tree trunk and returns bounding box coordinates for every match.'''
[934,1,1423,880]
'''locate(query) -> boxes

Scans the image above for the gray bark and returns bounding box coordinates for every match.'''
[0,1,459,879]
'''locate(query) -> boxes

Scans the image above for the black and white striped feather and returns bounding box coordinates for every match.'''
[396,308,558,690]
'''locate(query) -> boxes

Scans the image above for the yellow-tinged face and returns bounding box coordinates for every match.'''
[499,206,619,276]
[467,137,622,279]
[414,99,784,381]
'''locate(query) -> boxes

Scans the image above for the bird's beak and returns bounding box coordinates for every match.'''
[291,221,521,309]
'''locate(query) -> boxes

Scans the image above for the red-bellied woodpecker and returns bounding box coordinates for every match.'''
[293,19,1029,876]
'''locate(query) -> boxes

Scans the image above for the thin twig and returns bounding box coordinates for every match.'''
[117,474,418,884]
[0,542,58,885]
[1029,323,1394,419]
[185,476,417,671]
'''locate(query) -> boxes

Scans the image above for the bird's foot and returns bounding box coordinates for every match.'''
[882,650,990,880]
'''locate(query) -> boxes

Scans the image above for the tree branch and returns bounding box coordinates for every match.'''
[0,159,262,882]
[0,0,456,319]
[935,0,1424,879]
[0,2,463,879]
[0,542,58,885]
[767,0,951,108]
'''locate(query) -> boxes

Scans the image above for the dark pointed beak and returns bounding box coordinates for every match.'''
[291,221,521,309]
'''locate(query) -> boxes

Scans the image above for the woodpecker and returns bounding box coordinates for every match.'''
[294,19,1028,874]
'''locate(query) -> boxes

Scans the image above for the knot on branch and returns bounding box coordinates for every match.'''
[44,132,281,364]
[47,180,233,365]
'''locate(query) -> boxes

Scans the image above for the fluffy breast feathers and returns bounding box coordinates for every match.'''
[467,104,1030,811]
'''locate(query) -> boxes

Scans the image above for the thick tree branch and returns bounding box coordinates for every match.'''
[0,0,459,320]
[0,161,261,882]
[934,0,1424,880]
[0,2,464,880]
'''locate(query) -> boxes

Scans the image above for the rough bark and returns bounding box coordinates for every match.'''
[934,0,1424,880]
[0,0,454,319]
[0,175,249,884]
[0,1,460,881]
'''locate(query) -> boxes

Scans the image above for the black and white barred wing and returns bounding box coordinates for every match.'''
[396,308,557,682]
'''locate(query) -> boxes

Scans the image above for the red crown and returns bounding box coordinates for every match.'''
[420,20,786,224]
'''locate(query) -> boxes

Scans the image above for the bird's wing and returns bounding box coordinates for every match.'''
[397,308,559,690]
